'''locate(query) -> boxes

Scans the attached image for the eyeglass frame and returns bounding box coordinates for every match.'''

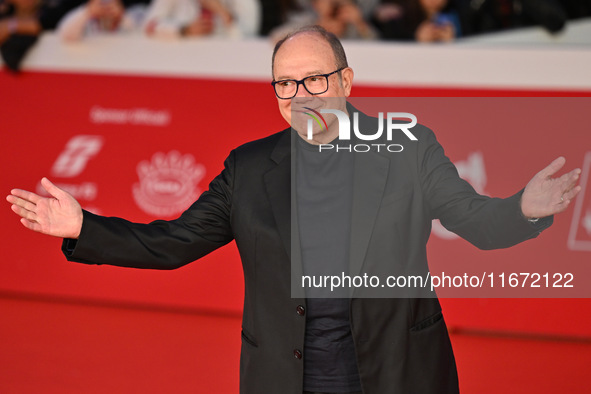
[271,67,346,100]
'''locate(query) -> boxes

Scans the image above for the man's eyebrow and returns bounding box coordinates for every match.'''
[275,70,326,81]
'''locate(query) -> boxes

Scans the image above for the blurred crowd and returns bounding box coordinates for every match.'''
[1,0,590,70]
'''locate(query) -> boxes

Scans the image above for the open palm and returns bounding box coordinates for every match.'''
[521,157,582,219]
[6,177,83,239]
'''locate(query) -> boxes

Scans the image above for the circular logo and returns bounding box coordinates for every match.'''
[133,151,206,217]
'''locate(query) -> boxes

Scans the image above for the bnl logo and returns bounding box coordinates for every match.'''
[304,107,418,152]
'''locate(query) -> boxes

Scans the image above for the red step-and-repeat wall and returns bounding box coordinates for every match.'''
[2,60,591,339]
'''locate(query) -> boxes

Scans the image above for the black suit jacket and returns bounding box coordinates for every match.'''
[64,110,551,393]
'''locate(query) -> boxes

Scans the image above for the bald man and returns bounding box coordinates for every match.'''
[8,26,581,394]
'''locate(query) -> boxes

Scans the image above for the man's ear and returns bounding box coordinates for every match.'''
[342,67,354,97]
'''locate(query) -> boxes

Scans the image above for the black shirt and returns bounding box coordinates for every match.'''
[296,133,362,392]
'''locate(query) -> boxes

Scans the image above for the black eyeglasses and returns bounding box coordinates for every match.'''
[271,68,345,100]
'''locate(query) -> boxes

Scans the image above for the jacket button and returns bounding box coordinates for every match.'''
[294,349,302,359]
[296,305,305,316]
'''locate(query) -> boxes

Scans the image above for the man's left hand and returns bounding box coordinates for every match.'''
[521,156,582,219]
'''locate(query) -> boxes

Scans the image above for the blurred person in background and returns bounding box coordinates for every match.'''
[413,0,460,42]
[0,0,42,70]
[0,0,117,68]
[270,0,379,42]
[258,0,302,36]
[457,0,568,37]
[143,0,260,39]
[56,0,147,41]
[372,0,461,42]
[314,0,378,38]
[39,0,150,29]
[370,0,404,39]
[559,0,591,20]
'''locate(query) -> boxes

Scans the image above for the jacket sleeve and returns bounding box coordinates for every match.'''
[418,126,552,250]
[62,150,236,269]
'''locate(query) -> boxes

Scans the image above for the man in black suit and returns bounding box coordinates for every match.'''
[7,26,582,394]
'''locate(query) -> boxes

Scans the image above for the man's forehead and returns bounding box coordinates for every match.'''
[278,32,331,54]
[273,33,336,76]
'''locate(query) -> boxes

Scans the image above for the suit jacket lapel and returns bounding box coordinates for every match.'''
[264,129,306,298]
[264,128,291,257]
[349,126,390,279]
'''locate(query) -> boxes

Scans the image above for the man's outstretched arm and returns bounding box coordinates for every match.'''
[6,151,236,269]
[7,177,83,239]
[419,127,582,249]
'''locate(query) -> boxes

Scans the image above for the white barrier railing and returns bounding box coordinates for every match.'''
[5,18,591,91]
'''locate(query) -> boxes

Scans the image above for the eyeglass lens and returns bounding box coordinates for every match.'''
[275,75,328,99]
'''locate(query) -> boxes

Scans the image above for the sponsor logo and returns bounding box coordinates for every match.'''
[37,182,98,201]
[39,135,102,210]
[432,152,487,240]
[90,106,171,127]
[567,151,591,251]
[133,151,206,217]
[51,135,103,178]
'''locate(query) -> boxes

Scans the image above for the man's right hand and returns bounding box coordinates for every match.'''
[6,178,83,239]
